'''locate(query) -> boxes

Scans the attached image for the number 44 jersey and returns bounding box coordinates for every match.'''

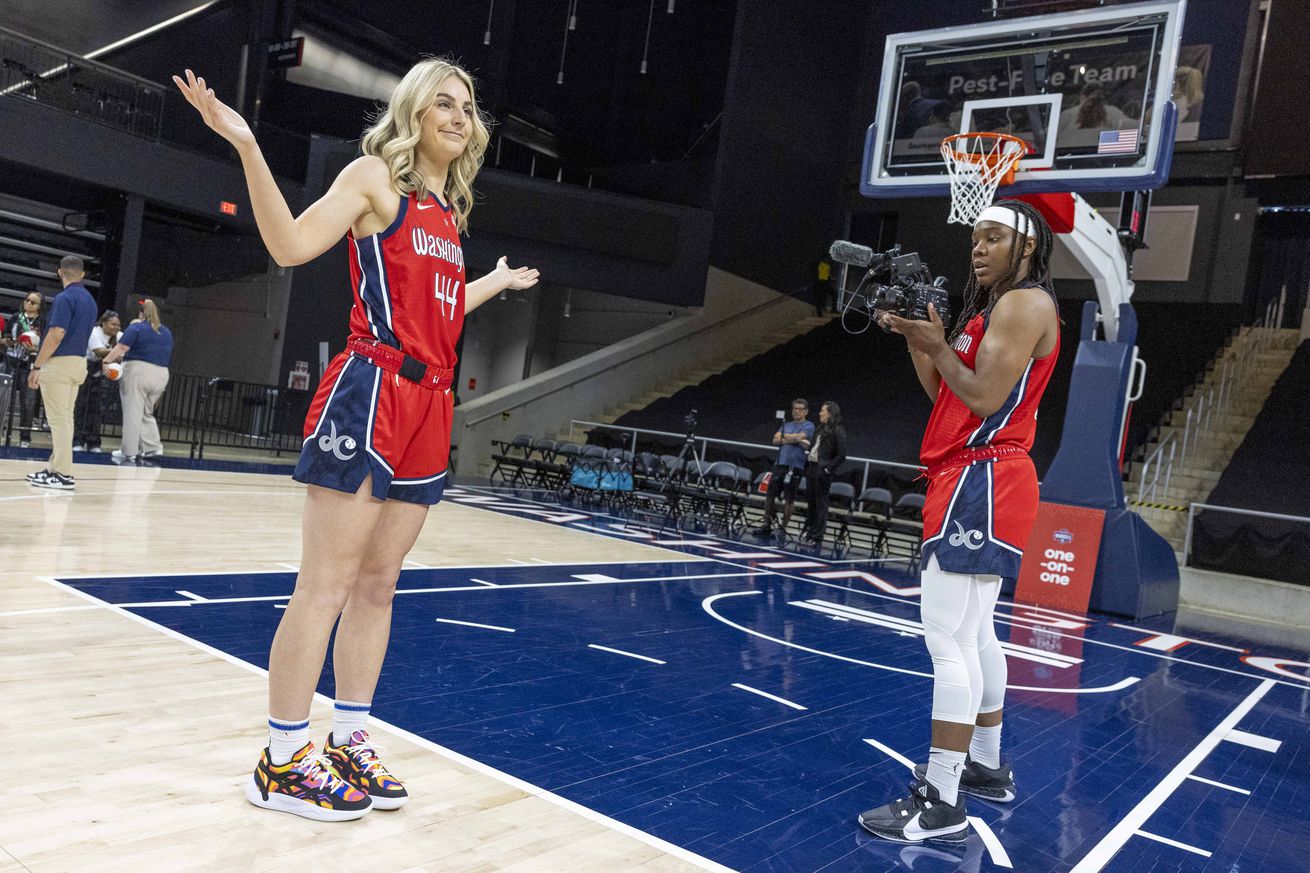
[346,191,465,368]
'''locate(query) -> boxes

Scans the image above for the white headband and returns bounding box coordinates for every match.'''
[975,205,1032,237]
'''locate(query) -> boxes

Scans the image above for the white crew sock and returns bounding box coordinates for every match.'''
[925,747,967,806]
[268,717,310,765]
[332,699,371,746]
[970,723,1002,769]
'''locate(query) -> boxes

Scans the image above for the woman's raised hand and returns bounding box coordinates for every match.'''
[171,69,255,151]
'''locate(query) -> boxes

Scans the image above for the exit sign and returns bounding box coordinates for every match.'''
[266,37,305,69]
[219,201,238,216]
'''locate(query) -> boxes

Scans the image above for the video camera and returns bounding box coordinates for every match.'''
[828,241,950,327]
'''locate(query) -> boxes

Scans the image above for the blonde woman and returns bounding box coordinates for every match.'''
[173,60,539,821]
[102,299,172,465]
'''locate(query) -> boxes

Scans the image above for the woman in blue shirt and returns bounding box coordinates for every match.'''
[102,298,174,465]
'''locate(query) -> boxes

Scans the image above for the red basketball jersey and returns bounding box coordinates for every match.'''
[920,293,1060,468]
[346,192,465,366]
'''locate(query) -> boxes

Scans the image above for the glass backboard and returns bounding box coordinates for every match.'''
[862,0,1187,198]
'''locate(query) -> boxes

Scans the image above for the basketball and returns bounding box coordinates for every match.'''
[104,362,123,380]
[19,330,39,350]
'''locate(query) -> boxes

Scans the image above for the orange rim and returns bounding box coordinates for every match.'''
[941,132,1027,186]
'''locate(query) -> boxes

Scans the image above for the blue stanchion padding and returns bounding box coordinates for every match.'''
[1040,303,1179,618]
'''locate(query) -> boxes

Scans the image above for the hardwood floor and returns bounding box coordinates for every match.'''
[1,459,705,872]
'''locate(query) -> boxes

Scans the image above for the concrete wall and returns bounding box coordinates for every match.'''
[162,261,293,385]
[458,287,689,403]
[451,267,812,474]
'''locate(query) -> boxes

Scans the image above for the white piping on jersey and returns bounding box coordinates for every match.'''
[304,356,355,444]
[967,357,1034,447]
[352,239,381,343]
[364,365,394,474]
[986,461,1024,555]
[371,234,394,334]
[392,470,448,485]
[922,463,972,551]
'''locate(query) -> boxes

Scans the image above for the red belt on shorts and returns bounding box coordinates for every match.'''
[346,338,453,391]
[926,444,1029,479]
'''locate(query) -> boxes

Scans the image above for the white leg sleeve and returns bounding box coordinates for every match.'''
[974,573,1007,714]
[920,555,985,725]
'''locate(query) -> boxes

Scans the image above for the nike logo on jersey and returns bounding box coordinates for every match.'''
[948,521,985,550]
[415,200,436,210]
[318,421,357,461]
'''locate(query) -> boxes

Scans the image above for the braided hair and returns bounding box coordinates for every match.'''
[949,199,1056,343]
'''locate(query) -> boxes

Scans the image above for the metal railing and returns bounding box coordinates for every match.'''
[568,419,925,495]
[1136,308,1284,501]
[0,26,165,141]
[1183,501,1310,569]
[2,367,308,460]
[464,287,812,430]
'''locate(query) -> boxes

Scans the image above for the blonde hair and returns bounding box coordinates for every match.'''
[139,299,162,332]
[361,58,490,234]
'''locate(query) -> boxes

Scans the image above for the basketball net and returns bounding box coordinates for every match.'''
[940,132,1027,226]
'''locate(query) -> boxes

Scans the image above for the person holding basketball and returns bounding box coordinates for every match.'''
[858,199,1059,844]
[173,59,538,821]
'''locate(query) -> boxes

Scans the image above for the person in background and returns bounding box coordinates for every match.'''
[800,400,847,548]
[74,309,121,453]
[26,257,98,490]
[751,398,814,541]
[2,292,46,448]
[102,298,173,466]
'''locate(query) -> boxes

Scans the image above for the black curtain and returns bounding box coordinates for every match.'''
[1247,211,1310,329]
[1191,341,1310,585]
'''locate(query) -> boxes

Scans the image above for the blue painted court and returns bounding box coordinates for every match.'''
[51,488,1310,872]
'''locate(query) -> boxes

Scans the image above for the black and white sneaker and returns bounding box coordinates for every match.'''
[858,779,970,844]
[913,756,1016,803]
[30,471,75,491]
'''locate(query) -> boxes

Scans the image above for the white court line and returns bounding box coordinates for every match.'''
[530,558,552,564]
[760,561,825,569]
[30,575,734,873]
[507,559,530,565]
[174,590,207,602]
[970,817,1013,868]
[274,604,286,609]
[435,618,516,633]
[730,683,807,711]
[18,572,767,616]
[1069,679,1275,873]
[862,738,915,770]
[587,644,666,665]
[1225,728,1281,753]
[1134,830,1211,858]
[0,488,296,502]
[468,578,498,587]
[39,557,689,582]
[1186,774,1250,795]
[277,563,300,572]
[402,560,431,569]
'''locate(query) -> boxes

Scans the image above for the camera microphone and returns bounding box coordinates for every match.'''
[828,240,876,268]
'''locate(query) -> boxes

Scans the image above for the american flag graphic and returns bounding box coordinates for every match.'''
[1098,129,1140,154]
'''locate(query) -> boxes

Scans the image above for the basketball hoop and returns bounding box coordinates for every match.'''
[939,132,1028,226]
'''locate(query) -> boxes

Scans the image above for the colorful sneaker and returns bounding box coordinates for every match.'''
[246,742,372,821]
[325,729,409,810]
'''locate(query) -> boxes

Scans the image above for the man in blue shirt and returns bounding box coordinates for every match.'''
[26,255,98,491]
[752,398,815,540]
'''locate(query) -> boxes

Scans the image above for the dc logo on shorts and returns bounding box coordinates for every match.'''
[318,421,357,461]
[1053,529,1074,544]
[948,521,984,550]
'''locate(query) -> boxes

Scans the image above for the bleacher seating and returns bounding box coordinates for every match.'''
[612,299,1242,481]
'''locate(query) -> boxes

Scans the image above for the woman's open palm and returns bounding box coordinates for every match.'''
[171,69,254,150]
